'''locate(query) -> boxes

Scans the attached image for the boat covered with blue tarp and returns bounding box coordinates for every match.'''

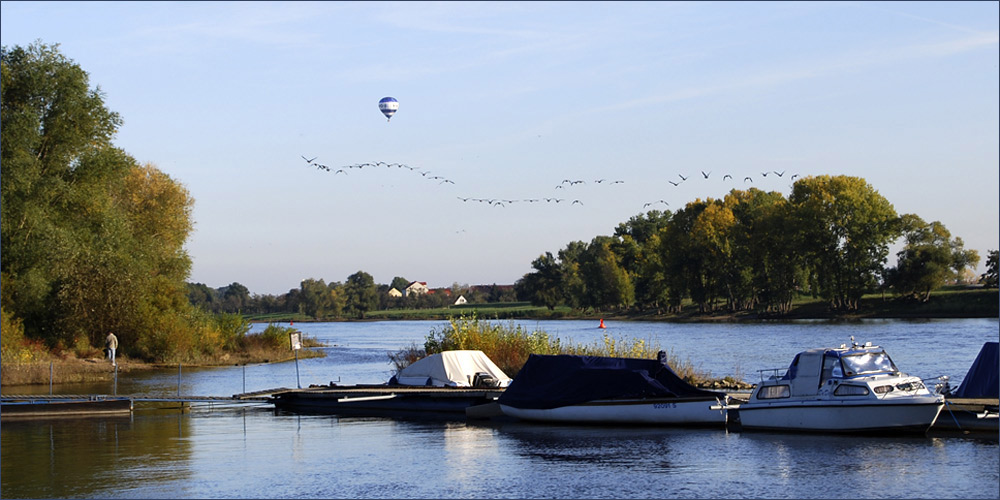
[951,342,998,399]
[496,352,728,426]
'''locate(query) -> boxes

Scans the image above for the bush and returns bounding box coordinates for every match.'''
[416,313,712,382]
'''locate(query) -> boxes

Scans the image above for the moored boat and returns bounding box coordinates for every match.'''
[721,338,944,434]
[497,351,729,426]
[270,350,510,417]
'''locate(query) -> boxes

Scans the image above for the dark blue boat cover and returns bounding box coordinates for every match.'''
[497,353,724,410]
[952,342,999,399]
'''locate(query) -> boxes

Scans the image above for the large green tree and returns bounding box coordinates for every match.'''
[789,175,900,311]
[515,252,563,310]
[343,271,377,319]
[887,215,980,301]
[2,41,195,357]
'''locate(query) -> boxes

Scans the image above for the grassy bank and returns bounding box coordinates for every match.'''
[1,323,325,387]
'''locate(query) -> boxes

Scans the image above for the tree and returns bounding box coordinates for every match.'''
[789,175,900,311]
[390,276,410,294]
[981,250,999,288]
[578,236,634,312]
[344,271,377,319]
[887,216,979,301]
[515,252,563,310]
[2,42,196,357]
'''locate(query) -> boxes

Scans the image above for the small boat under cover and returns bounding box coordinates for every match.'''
[497,352,729,426]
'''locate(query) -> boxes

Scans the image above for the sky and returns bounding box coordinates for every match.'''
[2,1,998,296]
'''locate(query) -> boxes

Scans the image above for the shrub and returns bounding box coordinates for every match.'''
[416,314,712,382]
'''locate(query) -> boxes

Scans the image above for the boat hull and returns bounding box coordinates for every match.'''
[500,397,726,426]
[735,399,943,434]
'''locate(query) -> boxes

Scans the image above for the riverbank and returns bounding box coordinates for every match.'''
[0,349,325,387]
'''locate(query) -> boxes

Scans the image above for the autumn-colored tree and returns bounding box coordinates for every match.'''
[789,175,900,311]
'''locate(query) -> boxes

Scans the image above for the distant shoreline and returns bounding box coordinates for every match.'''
[249,287,999,323]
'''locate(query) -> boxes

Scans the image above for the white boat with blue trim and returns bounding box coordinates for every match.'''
[719,338,945,434]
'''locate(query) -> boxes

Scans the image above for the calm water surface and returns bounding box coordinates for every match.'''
[2,318,998,499]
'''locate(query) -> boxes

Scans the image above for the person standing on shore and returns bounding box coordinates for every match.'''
[105,332,118,366]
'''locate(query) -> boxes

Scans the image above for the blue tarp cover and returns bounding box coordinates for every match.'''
[497,353,723,410]
[952,342,999,399]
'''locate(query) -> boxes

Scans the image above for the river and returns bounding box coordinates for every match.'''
[2,318,998,498]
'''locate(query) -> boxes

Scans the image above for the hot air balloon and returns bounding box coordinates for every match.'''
[378,97,398,122]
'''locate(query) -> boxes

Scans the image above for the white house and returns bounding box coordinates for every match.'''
[454,295,467,305]
[404,281,428,297]
[388,287,403,298]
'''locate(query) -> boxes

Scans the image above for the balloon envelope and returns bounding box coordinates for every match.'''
[378,97,398,121]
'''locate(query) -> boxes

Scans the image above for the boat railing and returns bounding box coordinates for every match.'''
[756,368,787,383]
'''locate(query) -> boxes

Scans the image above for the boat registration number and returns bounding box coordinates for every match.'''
[653,403,678,409]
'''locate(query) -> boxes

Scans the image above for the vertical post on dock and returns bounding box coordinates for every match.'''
[114,364,118,395]
[243,363,246,394]
[177,363,182,397]
[290,331,302,389]
[49,362,53,395]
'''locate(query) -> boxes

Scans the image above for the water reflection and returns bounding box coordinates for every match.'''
[1,414,193,498]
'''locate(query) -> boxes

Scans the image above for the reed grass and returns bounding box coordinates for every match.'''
[406,313,716,383]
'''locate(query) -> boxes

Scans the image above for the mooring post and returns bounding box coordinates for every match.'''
[242,363,246,394]
[177,363,182,397]
[49,362,53,395]
[114,364,118,396]
[294,349,301,389]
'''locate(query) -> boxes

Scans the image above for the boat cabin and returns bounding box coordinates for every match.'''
[758,342,902,399]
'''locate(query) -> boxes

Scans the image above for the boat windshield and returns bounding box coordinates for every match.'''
[841,351,897,376]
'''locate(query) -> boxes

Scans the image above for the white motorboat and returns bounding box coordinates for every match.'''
[720,338,944,434]
[497,352,729,426]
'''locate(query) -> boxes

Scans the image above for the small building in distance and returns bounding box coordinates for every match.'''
[405,281,429,297]
[454,295,467,305]
[387,287,403,298]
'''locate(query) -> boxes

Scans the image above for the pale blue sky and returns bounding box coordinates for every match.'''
[3,1,998,295]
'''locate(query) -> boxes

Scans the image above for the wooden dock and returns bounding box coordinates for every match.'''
[931,397,999,436]
[269,385,506,417]
[1,388,290,419]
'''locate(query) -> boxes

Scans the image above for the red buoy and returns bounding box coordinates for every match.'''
[598,318,606,329]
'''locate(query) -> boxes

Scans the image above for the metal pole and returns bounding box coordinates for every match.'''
[177,363,182,397]
[114,364,118,396]
[49,362,53,395]
[243,364,246,394]
[295,350,301,389]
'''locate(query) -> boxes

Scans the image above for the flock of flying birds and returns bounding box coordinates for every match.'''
[301,155,799,212]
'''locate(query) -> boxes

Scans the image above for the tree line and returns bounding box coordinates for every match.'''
[515,178,991,315]
[187,276,518,319]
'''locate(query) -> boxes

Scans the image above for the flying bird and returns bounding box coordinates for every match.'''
[744,177,753,183]
[571,200,584,206]
[668,180,680,186]
[301,155,317,164]
[761,172,769,177]
[791,174,799,180]
[773,170,785,177]
[723,174,733,180]
[678,174,688,181]
[701,171,711,179]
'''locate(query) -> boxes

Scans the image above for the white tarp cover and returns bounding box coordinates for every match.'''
[394,350,512,387]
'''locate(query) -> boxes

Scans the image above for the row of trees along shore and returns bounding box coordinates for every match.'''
[516,181,991,315]
[2,41,997,367]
